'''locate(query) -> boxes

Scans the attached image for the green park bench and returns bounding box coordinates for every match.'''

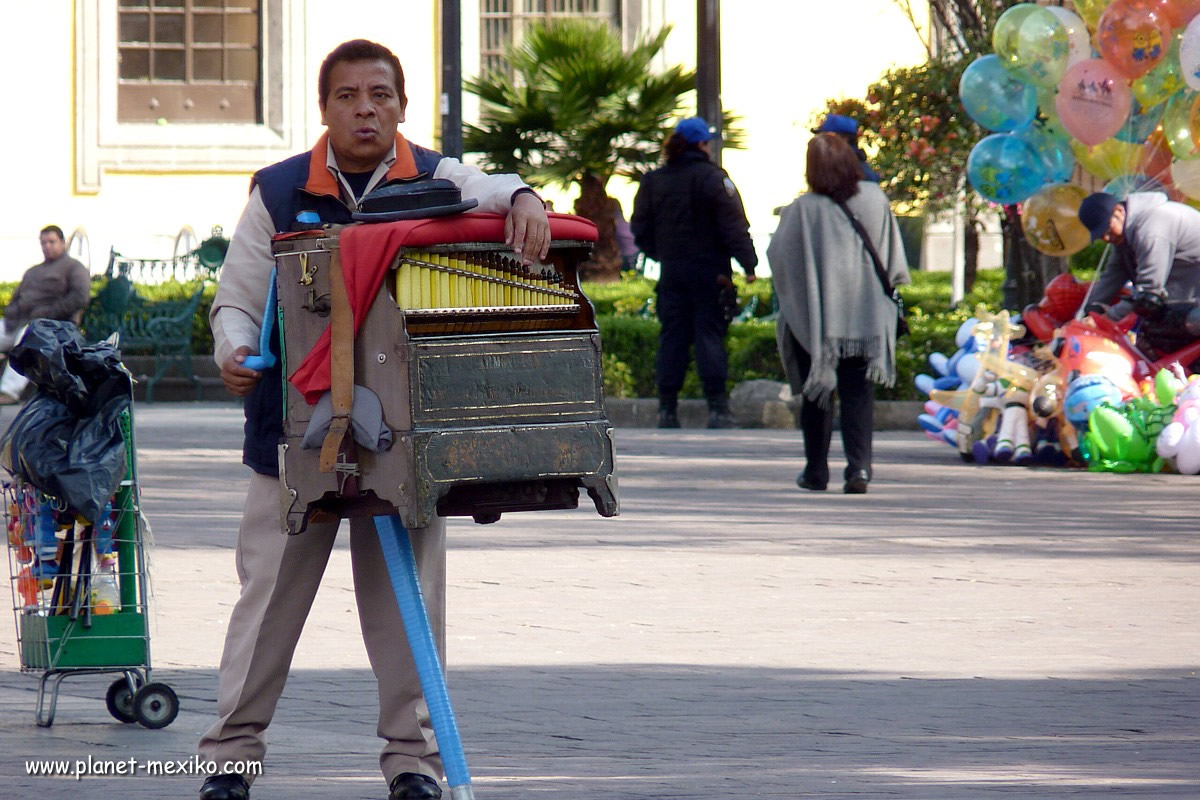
[80,228,226,402]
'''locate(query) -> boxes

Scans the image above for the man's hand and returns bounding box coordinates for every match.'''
[221,345,262,397]
[744,272,758,284]
[505,192,551,264]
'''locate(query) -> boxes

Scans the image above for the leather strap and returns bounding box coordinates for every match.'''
[319,247,354,473]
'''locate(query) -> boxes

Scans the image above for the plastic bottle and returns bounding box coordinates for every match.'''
[90,555,120,615]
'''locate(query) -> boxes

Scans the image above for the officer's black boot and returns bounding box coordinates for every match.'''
[706,393,737,429]
[657,392,681,429]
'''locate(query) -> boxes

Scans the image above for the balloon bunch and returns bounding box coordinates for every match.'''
[960,0,1200,257]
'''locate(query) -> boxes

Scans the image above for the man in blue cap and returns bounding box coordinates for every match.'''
[1077,191,1200,321]
[813,113,881,183]
[631,115,758,429]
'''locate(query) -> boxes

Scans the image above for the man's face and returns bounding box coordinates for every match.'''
[40,232,65,262]
[320,59,406,173]
[1101,204,1126,245]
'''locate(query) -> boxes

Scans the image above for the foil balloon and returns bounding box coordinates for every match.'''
[967,133,1046,204]
[1056,58,1133,145]
[960,54,1038,132]
[1095,0,1172,80]
[1021,182,1092,256]
[1016,7,1072,88]
[1162,88,1200,158]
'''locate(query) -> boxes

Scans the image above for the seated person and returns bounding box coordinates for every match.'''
[0,225,91,404]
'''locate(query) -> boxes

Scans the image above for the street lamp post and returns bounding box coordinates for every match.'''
[696,0,721,166]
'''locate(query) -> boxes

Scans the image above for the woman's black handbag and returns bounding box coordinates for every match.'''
[836,201,909,338]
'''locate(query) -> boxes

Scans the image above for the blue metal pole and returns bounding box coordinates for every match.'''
[373,514,475,800]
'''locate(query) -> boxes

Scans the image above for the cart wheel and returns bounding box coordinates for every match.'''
[133,683,179,729]
[105,677,140,723]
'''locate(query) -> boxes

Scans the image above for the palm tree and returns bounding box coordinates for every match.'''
[464,19,741,281]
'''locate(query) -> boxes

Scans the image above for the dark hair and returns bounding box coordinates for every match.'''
[806,133,862,204]
[318,39,406,108]
[664,132,703,164]
[39,225,64,241]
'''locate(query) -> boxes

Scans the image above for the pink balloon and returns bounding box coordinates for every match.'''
[1055,59,1133,146]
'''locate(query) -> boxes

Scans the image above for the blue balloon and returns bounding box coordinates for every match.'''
[959,54,1038,132]
[967,133,1047,204]
[1104,173,1166,198]
[1012,121,1075,183]
[1114,98,1164,144]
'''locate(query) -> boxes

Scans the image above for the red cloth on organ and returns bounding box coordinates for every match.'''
[287,212,598,405]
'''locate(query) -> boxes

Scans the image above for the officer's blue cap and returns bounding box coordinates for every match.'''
[675,116,713,144]
[815,114,859,136]
[1078,192,1119,242]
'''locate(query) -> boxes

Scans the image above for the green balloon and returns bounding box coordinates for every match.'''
[1163,89,1200,160]
[993,4,1042,85]
[1016,7,1070,89]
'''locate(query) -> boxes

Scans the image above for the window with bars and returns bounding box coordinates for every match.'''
[117,0,260,123]
[480,0,619,76]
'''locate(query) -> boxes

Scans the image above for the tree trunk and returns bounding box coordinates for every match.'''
[963,214,979,295]
[573,172,622,282]
[1000,204,1065,310]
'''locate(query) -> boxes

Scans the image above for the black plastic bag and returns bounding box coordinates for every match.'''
[0,320,132,522]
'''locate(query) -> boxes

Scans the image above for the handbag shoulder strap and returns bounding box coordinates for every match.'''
[835,199,895,297]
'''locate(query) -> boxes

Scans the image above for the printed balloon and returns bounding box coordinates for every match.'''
[1115,97,1166,143]
[1013,121,1076,182]
[993,4,1043,84]
[1046,7,1094,70]
[1131,30,1186,106]
[1022,183,1092,256]
[967,133,1047,204]
[1180,15,1200,90]
[1056,59,1134,145]
[1096,0,1172,80]
[960,54,1038,132]
[1016,7,1071,88]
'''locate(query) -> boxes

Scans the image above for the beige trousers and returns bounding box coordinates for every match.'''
[198,471,447,784]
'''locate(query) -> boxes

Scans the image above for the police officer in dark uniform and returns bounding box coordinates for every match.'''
[631,116,758,429]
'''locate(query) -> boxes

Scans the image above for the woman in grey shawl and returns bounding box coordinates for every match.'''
[767,133,910,494]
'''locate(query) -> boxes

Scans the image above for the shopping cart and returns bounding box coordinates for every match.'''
[5,406,178,728]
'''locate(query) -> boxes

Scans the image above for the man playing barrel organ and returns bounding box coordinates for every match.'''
[198,39,550,800]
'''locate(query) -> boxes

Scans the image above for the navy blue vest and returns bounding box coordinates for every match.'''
[241,142,444,476]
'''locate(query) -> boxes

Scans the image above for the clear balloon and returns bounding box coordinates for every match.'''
[1131,30,1186,106]
[1180,14,1200,90]
[1140,126,1175,180]
[1071,137,1144,180]
[993,4,1043,84]
[1096,0,1172,80]
[1056,59,1134,145]
[1104,172,1168,196]
[960,54,1038,132]
[1171,156,1200,196]
[1076,0,1116,29]
[1046,7,1094,70]
[967,133,1047,205]
[1022,183,1092,256]
[1162,88,1200,158]
[1013,121,1076,182]
[1115,97,1166,143]
[1016,7,1072,88]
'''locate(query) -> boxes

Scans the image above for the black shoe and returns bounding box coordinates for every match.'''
[200,774,249,800]
[388,772,442,800]
[657,409,681,428]
[796,474,827,491]
[843,469,870,494]
[707,409,737,429]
